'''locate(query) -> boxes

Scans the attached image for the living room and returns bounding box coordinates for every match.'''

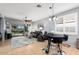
[0,3,79,55]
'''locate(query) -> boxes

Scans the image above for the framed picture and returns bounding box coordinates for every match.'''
[38,24,44,30]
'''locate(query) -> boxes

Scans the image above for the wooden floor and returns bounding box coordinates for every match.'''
[0,39,79,55]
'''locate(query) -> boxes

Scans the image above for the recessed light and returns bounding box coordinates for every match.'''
[49,7,52,9]
[25,16,27,19]
[36,4,42,8]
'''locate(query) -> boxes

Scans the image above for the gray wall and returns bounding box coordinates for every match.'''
[5,17,25,25]
[33,7,79,48]
[0,19,1,32]
[0,16,6,42]
[33,17,55,32]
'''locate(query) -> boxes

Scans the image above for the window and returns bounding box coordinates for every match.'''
[55,12,78,35]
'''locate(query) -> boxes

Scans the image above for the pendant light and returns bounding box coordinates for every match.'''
[49,3,56,21]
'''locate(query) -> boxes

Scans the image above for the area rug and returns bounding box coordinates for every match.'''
[11,36,36,48]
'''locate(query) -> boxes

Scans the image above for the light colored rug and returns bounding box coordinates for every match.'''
[11,36,36,48]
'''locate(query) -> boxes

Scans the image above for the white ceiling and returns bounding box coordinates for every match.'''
[0,3,79,22]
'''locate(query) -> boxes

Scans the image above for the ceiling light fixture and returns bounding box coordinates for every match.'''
[49,3,56,21]
[36,4,42,8]
[25,16,27,19]
[49,17,52,21]
[49,16,52,21]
